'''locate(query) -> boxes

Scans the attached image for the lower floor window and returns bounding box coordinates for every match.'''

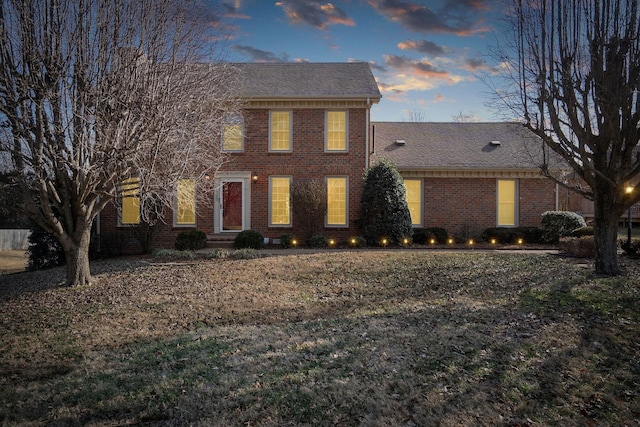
[327,176,348,226]
[497,179,517,226]
[270,176,291,226]
[120,177,140,225]
[175,179,196,226]
[403,178,423,226]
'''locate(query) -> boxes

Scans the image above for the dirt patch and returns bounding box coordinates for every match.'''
[0,250,27,274]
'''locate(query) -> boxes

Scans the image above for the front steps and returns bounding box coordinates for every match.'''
[206,234,236,249]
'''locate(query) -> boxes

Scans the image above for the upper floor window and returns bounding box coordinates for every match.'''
[497,179,518,226]
[223,114,244,152]
[269,176,291,226]
[270,111,292,152]
[120,177,140,225]
[326,111,348,152]
[175,179,196,226]
[326,176,348,226]
[403,178,423,227]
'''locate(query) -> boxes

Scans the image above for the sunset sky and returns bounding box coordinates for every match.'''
[216,0,511,122]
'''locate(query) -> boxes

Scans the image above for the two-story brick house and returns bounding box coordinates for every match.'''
[100,62,571,252]
[99,62,382,250]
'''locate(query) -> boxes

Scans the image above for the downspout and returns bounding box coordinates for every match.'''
[365,97,371,169]
[555,182,559,210]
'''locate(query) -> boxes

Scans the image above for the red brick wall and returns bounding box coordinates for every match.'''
[235,108,368,244]
[99,107,371,250]
[421,177,557,238]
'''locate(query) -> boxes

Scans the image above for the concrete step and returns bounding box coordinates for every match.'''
[206,234,236,249]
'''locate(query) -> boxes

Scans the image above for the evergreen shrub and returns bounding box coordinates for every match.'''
[541,211,587,243]
[234,230,264,249]
[174,230,207,251]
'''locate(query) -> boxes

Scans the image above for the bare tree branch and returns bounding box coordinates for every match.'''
[0,0,241,285]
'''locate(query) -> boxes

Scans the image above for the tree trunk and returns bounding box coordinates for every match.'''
[593,188,623,275]
[61,228,93,286]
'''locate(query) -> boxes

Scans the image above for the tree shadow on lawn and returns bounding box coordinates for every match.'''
[3,283,638,426]
[0,257,152,299]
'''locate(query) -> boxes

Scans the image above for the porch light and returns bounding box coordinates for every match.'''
[252,174,258,183]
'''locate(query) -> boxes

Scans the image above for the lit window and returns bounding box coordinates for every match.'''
[175,179,195,226]
[327,177,348,226]
[120,177,140,225]
[270,176,291,226]
[270,111,291,151]
[222,113,243,151]
[403,179,422,226]
[326,111,347,151]
[497,179,517,226]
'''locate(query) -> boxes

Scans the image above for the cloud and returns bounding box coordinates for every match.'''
[377,54,465,93]
[369,0,490,36]
[221,1,250,19]
[232,45,290,62]
[275,1,355,30]
[433,93,453,103]
[461,58,500,75]
[397,39,448,56]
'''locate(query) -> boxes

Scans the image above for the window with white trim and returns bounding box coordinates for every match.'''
[269,176,291,226]
[327,176,348,226]
[175,179,196,226]
[326,111,347,152]
[403,178,423,226]
[120,177,140,225]
[497,179,517,226]
[270,111,292,152]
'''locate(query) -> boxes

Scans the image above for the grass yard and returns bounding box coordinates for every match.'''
[0,251,639,426]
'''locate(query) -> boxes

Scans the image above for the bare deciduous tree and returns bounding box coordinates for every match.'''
[493,0,640,275]
[0,0,241,285]
[291,178,327,242]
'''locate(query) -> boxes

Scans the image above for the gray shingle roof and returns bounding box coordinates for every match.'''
[234,62,381,100]
[371,122,552,171]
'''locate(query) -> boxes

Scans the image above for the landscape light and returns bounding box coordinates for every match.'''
[403,238,410,245]
[468,239,474,245]
[447,238,454,244]
[381,238,388,247]
[429,238,436,245]
[517,238,524,245]
[328,239,335,246]
[291,239,297,247]
[490,238,497,244]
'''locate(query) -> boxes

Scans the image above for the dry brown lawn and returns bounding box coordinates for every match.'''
[0,250,638,426]
[0,250,27,274]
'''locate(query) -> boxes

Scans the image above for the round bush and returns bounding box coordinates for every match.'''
[234,230,264,249]
[233,248,261,259]
[174,230,207,251]
[541,211,587,243]
[308,234,327,248]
